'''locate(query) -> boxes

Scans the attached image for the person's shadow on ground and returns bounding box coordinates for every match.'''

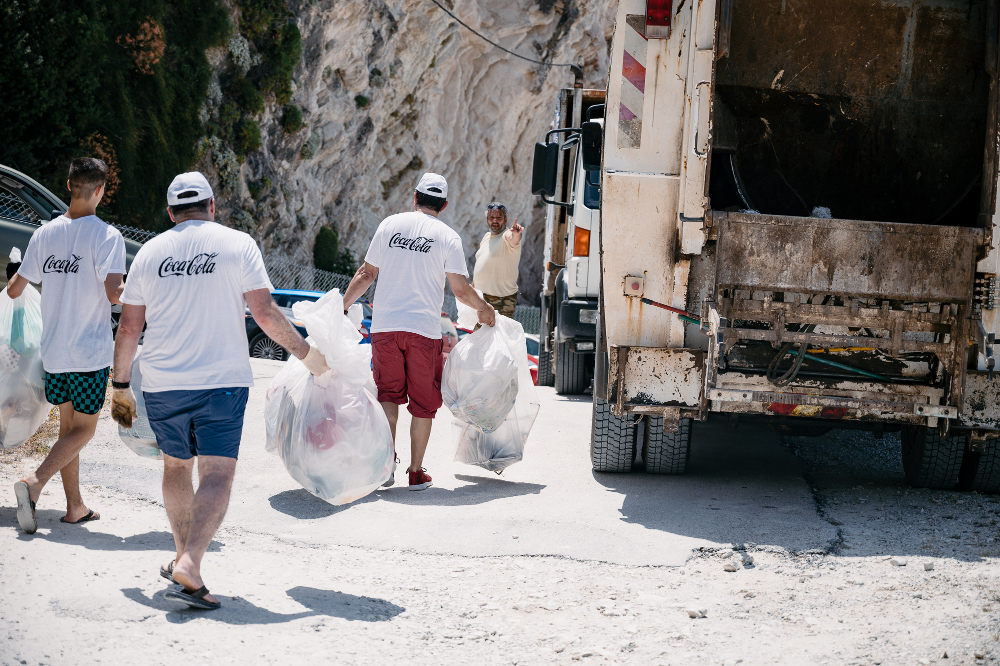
[122,585,404,625]
[1,506,222,552]
[267,473,545,519]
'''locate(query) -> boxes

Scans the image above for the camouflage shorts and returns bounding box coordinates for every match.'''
[477,292,517,330]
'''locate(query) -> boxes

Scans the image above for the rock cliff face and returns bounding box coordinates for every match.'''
[197,0,615,302]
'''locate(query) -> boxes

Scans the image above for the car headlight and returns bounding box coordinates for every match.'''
[578,309,598,324]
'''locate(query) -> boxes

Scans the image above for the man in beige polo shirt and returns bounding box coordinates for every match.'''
[472,202,522,324]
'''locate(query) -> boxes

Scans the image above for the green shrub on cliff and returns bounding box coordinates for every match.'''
[0,0,229,229]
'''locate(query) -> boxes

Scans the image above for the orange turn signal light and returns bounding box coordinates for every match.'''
[573,226,591,256]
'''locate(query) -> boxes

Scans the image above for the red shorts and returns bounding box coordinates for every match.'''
[371,331,444,419]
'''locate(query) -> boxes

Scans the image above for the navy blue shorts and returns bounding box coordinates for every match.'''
[143,387,249,460]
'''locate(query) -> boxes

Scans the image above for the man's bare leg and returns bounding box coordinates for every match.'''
[20,404,99,511]
[170,455,237,605]
[380,401,399,443]
[162,454,195,570]
[409,416,433,472]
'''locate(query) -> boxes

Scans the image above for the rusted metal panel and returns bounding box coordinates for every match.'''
[960,371,1000,429]
[714,212,982,302]
[602,172,684,348]
[611,346,704,407]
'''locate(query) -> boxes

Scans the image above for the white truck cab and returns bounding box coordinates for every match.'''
[533,87,606,395]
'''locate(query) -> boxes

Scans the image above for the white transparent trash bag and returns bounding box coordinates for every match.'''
[441,315,520,433]
[0,284,50,449]
[445,315,540,472]
[265,292,393,505]
[117,349,162,459]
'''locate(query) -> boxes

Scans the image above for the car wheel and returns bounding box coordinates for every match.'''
[250,332,288,361]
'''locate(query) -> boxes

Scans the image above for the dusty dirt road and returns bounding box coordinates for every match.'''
[2,359,999,666]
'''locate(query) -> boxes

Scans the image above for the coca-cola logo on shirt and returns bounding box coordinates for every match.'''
[389,233,434,253]
[43,254,82,274]
[158,252,219,277]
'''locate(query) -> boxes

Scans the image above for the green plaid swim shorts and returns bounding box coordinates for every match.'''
[45,367,110,415]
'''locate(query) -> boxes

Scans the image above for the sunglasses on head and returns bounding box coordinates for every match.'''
[487,203,507,211]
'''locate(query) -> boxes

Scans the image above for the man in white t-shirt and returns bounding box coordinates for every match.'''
[110,172,329,611]
[8,157,126,535]
[343,173,495,491]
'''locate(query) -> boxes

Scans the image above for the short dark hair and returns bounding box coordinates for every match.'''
[415,190,447,212]
[168,197,212,217]
[68,157,108,200]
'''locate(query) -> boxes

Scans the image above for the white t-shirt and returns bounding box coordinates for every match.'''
[364,211,468,339]
[18,215,126,373]
[121,220,273,392]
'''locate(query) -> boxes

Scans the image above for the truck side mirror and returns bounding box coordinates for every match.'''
[531,141,559,197]
[581,121,603,172]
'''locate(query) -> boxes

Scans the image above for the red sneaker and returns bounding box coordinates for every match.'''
[408,468,433,491]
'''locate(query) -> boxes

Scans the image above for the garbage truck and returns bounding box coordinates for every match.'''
[533,0,1000,493]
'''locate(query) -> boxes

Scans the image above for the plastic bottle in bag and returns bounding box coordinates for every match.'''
[443,315,540,471]
[264,291,394,504]
[117,348,162,459]
[0,282,51,449]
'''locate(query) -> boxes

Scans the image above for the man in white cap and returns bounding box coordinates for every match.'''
[110,172,329,610]
[343,173,495,491]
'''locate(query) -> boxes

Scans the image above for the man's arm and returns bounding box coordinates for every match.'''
[5,273,27,299]
[104,273,125,305]
[505,218,523,249]
[113,304,146,383]
[342,262,378,308]
[448,272,496,327]
[245,288,310,360]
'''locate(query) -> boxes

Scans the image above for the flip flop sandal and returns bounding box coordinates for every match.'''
[159,560,176,584]
[59,509,100,524]
[164,585,222,611]
[14,481,37,534]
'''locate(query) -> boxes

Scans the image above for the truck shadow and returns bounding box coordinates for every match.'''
[593,419,998,562]
[122,585,404,625]
[267,474,545,519]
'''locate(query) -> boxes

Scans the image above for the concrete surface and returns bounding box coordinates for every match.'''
[2,358,998,666]
[73,359,834,566]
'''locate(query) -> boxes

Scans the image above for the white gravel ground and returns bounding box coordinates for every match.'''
[1,365,999,666]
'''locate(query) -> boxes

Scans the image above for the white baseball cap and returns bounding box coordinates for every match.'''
[415,172,447,199]
[167,171,214,206]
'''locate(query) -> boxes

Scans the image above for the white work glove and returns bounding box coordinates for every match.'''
[302,345,330,376]
[111,387,138,428]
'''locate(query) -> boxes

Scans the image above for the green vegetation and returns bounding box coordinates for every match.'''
[355,95,370,108]
[235,119,262,156]
[313,226,357,275]
[0,0,229,229]
[248,175,273,200]
[380,156,424,200]
[281,105,304,134]
[230,77,265,115]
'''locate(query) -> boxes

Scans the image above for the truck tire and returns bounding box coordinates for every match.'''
[961,438,1000,494]
[644,416,692,474]
[556,340,588,395]
[591,397,636,472]
[537,341,555,387]
[901,425,965,490]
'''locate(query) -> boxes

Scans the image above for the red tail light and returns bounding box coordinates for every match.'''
[646,0,672,39]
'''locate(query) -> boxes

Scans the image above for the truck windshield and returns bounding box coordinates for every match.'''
[583,169,600,210]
